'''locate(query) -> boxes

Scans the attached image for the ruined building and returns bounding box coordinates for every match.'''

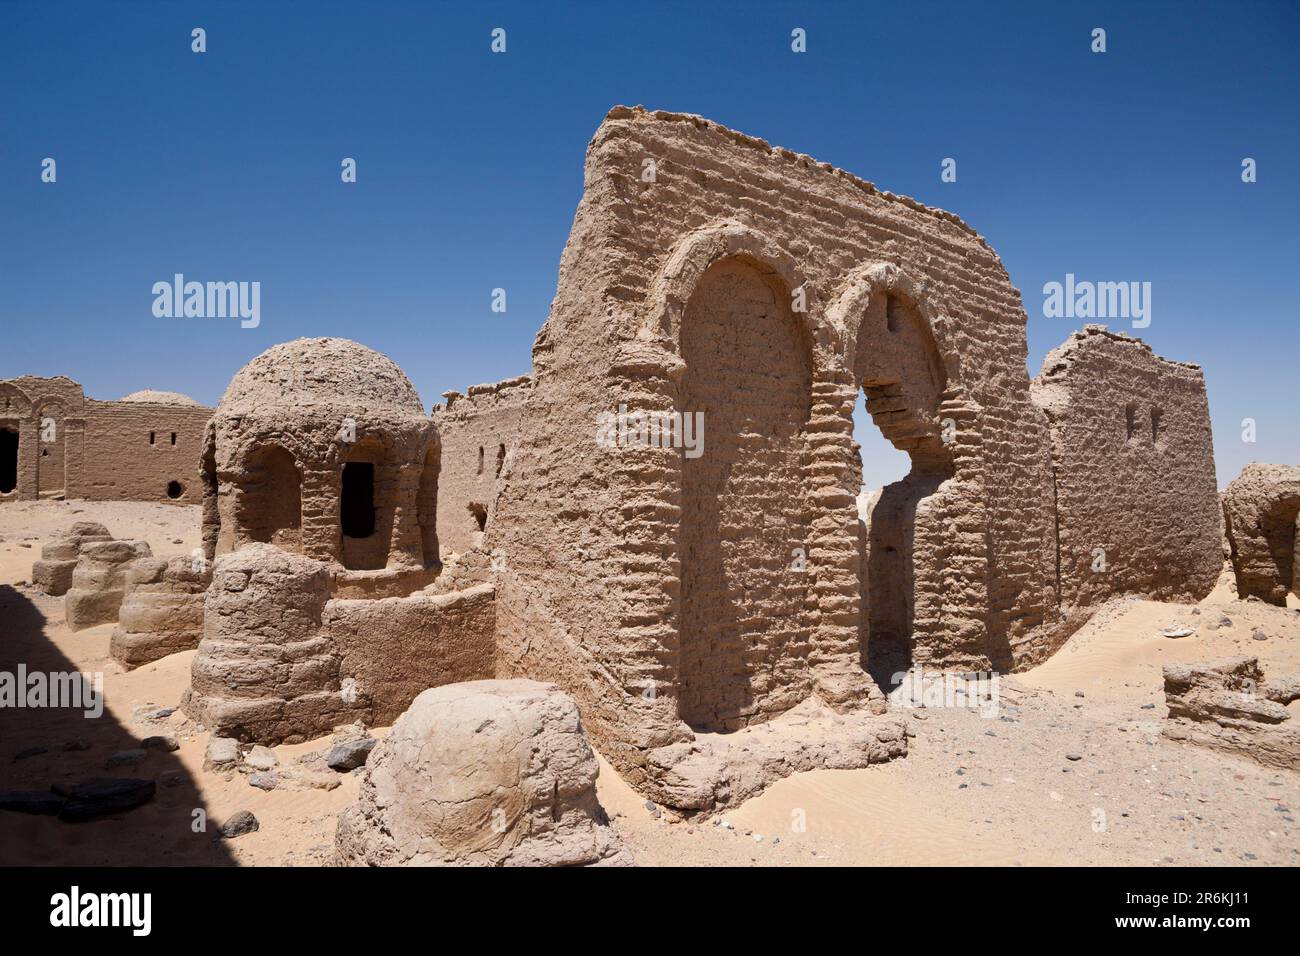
[26,108,1239,811]
[0,376,210,503]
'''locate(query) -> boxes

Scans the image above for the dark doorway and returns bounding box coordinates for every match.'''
[467,502,487,532]
[0,429,17,493]
[341,462,376,538]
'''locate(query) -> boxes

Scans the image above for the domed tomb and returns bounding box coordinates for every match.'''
[201,338,440,592]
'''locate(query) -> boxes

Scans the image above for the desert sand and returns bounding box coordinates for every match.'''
[1,499,1297,866]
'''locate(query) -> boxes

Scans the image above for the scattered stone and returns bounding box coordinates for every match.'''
[204,736,239,771]
[1066,753,1083,761]
[58,778,155,822]
[325,737,376,772]
[1159,627,1195,639]
[159,771,184,789]
[244,745,280,772]
[1074,690,1085,698]
[1252,630,1267,642]
[105,749,146,768]
[61,740,90,752]
[141,735,179,753]
[248,771,278,791]
[13,746,48,762]
[0,790,64,816]
[219,810,259,838]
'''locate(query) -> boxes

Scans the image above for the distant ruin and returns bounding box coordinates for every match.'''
[0,377,210,504]
[23,107,1284,811]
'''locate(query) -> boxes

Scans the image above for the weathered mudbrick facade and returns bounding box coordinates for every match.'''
[26,109,1252,812]
[431,108,1224,794]
[0,376,210,504]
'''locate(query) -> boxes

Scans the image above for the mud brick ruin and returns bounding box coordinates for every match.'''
[16,108,1298,810]
[1163,657,1300,771]
[0,377,211,503]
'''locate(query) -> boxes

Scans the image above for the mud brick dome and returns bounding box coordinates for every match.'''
[202,337,440,593]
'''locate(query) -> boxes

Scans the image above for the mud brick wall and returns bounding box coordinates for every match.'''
[1032,326,1221,609]
[432,375,531,557]
[68,401,212,503]
[467,106,1064,787]
[1223,463,1300,604]
[325,582,497,724]
[0,376,211,504]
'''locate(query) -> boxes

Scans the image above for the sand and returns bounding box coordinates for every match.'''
[1,500,1297,866]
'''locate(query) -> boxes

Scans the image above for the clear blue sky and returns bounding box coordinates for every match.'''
[2,1,1296,489]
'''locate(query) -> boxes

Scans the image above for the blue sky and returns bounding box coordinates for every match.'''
[2,0,1296,489]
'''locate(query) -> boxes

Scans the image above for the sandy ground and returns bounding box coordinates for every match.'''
[1,499,1297,866]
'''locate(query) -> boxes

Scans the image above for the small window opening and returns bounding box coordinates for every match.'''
[886,294,901,333]
[1151,408,1163,444]
[170,432,177,446]
[468,502,487,532]
[341,462,376,538]
[1124,404,1137,441]
[166,480,184,499]
[495,443,505,477]
[149,431,156,445]
[477,445,484,475]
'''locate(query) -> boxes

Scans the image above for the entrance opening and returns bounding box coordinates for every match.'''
[240,444,301,551]
[853,290,955,688]
[0,428,17,493]
[417,444,440,567]
[467,502,487,533]
[677,257,813,732]
[341,462,376,538]
[166,480,184,499]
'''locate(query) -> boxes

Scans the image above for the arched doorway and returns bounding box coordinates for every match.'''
[0,426,17,495]
[851,288,954,685]
[238,444,302,552]
[676,256,814,732]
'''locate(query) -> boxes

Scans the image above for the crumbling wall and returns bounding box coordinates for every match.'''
[110,555,211,668]
[1031,325,1221,611]
[1162,656,1300,770]
[433,375,530,556]
[0,377,211,504]
[1,376,86,501]
[324,583,497,724]
[1223,463,1300,604]
[468,106,1061,789]
[68,400,212,503]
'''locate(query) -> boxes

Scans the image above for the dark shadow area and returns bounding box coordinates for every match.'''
[341,461,376,539]
[0,584,235,865]
[0,428,17,494]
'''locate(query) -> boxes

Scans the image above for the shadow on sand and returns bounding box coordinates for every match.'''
[0,584,234,865]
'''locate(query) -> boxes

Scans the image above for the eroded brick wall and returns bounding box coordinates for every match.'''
[433,375,530,556]
[470,107,1063,785]
[70,401,212,503]
[677,258,814,730]
[1031,326,1221,609]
